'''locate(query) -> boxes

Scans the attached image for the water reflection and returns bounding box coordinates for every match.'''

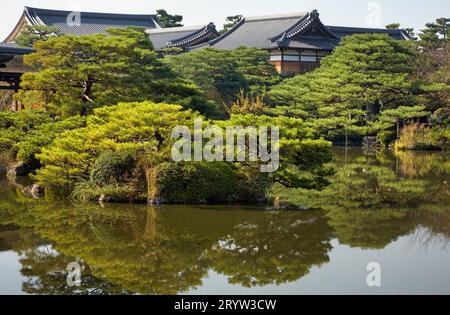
[0,148,449,294]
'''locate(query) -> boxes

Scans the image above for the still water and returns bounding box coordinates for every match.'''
[0,148,449,295]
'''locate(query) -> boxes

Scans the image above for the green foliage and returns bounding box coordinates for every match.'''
[156,9,183,28]
[430,107,450,128]
[216,114,334,190]
[0,110,53,152]
[372,105,430,138]
[386,23,401,30]
[0,111,85,173]
[30,99,333,202]
[90,151,137,187]
[385,23,416,39]
[14,116,86,167]
[33,101,199,187]
[156,162,238,203]
[165,47,279,113]
[395,123,450,150]
[16,28,208,117]
[16,25,61,48]
[227,90,268,115]
[272,148,450,249]
[413,43,450,112]
[377,130,396,146]
[420,18,450,48]
[268,34,428,142]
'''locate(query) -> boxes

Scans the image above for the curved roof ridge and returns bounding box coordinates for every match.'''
[246,12,308,22]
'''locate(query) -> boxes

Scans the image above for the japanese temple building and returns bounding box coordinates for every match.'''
[3,6,218,51]
[4,6,162,40]
[0,44,32,110]
[1,6,412,103]
[194,10,412,75]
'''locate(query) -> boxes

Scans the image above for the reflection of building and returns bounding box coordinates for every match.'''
[194,10,411,76]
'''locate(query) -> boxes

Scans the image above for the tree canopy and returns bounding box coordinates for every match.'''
[16,25,61,48]
[156,9,183,28]
[16,27,210,117]
[268,34,430,141]
[420,18,450,48]
[165,47,280,115]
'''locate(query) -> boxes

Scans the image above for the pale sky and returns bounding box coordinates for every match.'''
[1,0,449,41]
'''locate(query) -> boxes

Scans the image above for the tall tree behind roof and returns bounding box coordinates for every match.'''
[420,18,450,48]
[386,23,416,40]
[156,9,183,28]
[16,25,61,48]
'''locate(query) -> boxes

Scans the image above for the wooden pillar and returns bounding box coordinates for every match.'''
[14,79,20,111]
[299,49,303,74]
[280,49,285,75]
[298,49,302,74]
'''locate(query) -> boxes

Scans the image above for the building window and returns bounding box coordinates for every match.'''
[284,55,300,62]
[270,55,282,62]
[300,55,317,62]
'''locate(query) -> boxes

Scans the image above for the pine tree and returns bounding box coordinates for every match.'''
[15,28,207,117]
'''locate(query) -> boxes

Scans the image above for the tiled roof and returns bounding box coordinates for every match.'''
[209,13,308,50]
[328,26,411,40]
[23,6,160,36]
[282,38,340,50]
[201,10,411,51]
[147,23,219,50]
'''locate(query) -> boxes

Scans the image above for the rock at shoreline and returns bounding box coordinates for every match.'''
[22,184,44,199]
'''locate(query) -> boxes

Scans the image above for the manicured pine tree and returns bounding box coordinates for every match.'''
[15,27,208,117]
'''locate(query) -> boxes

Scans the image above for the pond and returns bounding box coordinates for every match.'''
[0,148,449,295]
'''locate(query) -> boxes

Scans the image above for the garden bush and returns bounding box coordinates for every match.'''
[156,162,238,203]
[90,151,137,187]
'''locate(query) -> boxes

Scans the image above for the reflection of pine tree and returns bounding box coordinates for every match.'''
[273,148,450,249]
[205,211,333,287]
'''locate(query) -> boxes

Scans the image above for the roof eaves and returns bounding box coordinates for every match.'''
[167,23,219,48]
[24,6,47,26]
[167,26,209,47]
[286,10,340,40]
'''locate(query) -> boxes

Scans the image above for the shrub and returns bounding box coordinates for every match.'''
[431,128,450,150]
[430,108,450,128]
[90,151,137,187]
[395,123,444,150]
[234,166,272,202]
[71,181,147,203]
[156,162,238,203]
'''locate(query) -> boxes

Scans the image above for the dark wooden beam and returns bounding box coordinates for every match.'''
[0,85,16,90]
